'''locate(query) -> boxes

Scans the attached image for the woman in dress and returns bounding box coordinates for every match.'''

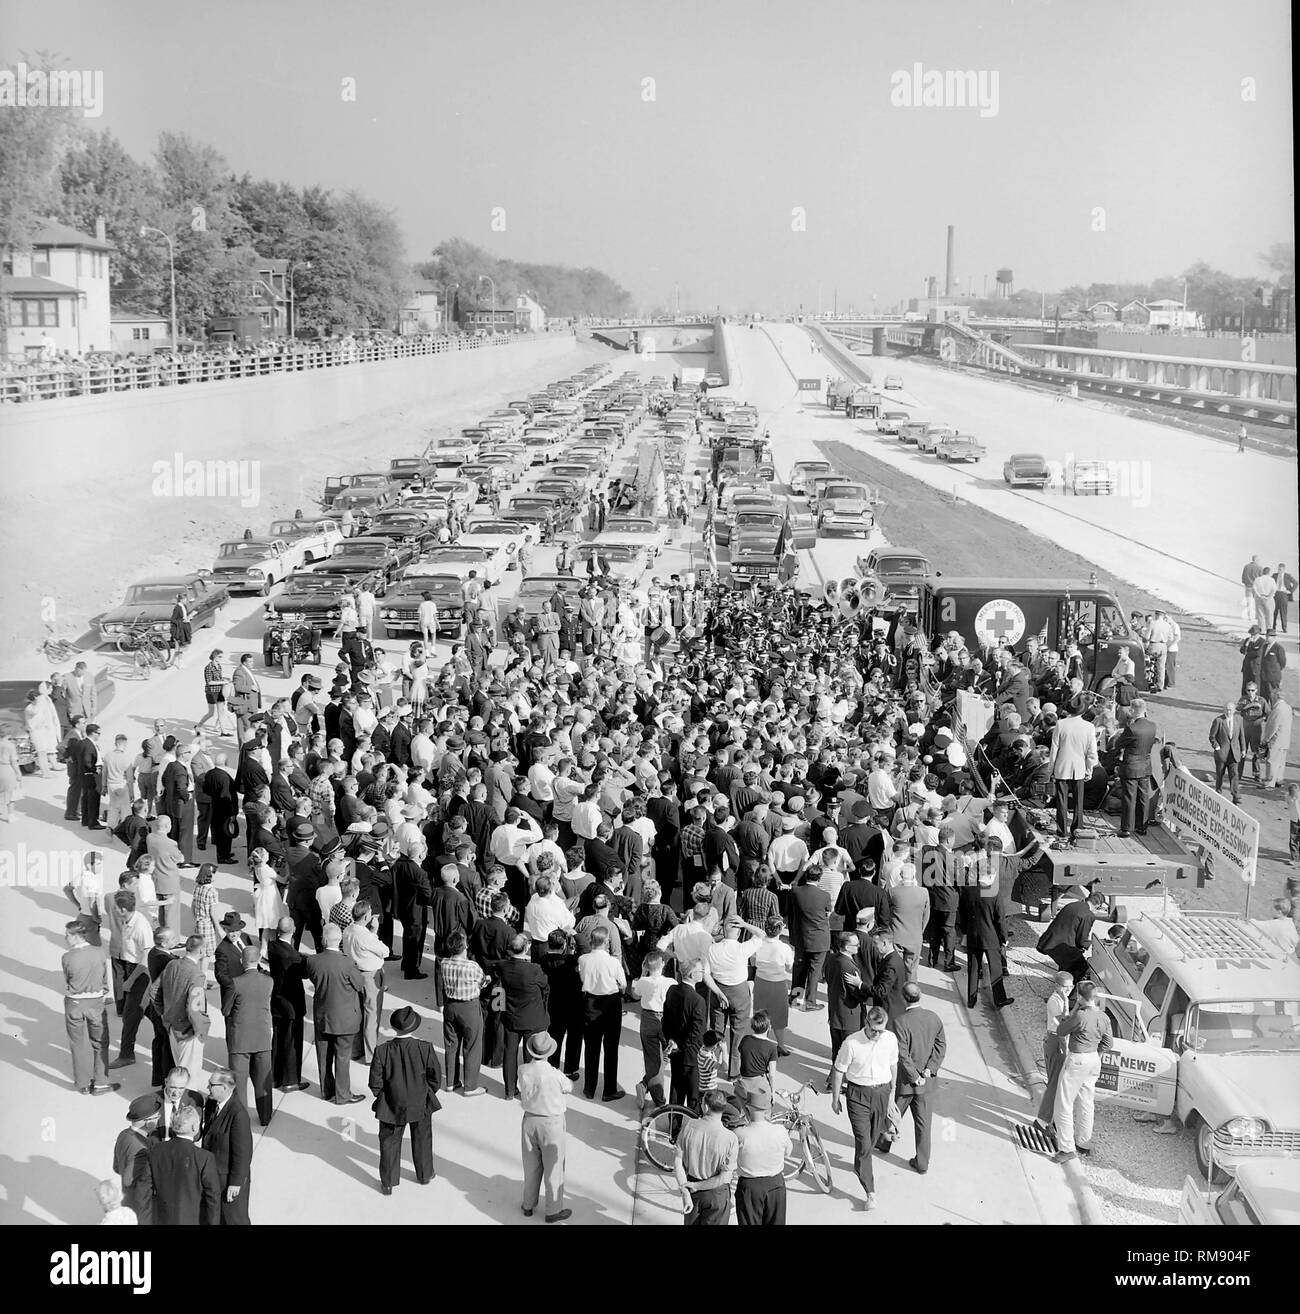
[629,879,677,979]
[190,863,221,983]
[0,736,21,821]
[24,683,61,775]
[169,593,193,650]
[251,846,286,956]
[752,917,795,1057]
[536,601,561,670]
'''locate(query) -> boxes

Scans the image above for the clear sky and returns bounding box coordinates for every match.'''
[2,0,1292,312]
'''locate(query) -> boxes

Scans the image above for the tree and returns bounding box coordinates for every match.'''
[0,51,78,359]
[1259,241,1294,288]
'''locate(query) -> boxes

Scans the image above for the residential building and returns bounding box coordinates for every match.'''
[399,279,441,334]
[111,310,170,354]
[2,218,113,359]
[515,293,546,332]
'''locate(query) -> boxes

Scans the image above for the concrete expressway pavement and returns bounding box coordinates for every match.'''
[0,342,1083,1228]
[746,321,1298,648]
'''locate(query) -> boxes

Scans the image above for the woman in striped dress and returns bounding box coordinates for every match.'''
[191,863,220,980]
[197,650,231,736]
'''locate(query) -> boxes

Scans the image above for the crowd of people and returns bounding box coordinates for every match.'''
[32,386,1296,1229]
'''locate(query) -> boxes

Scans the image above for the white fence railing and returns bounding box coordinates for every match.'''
[1,332,530,405]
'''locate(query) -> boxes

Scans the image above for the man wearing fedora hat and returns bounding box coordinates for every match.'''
[518,1030,572,1222]
[214,912,256,1013]
[368,1006,443,1195]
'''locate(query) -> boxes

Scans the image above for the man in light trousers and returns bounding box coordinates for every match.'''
[1053,979,1113,1163]
[1034,971,1074,1132]
[518,1031,572,1223]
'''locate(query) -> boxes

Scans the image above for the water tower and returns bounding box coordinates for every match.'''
[995,268,1014,299]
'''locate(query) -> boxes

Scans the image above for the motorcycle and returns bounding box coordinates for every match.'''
[262,616,322,677]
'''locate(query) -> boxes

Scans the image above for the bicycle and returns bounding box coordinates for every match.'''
[38,630,83,663]
[640,1083,833,1193]
[116,623,177,674]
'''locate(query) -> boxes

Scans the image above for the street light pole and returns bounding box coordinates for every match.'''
[140,225,177,348]
[442,283,459,332]
[288,260,311,339]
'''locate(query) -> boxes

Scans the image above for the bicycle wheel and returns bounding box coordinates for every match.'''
[777,1115,804,1181]
[641,1103,695,1172]
[134,644,156,674]
[115,633,139,656]
[801,1123,834,1194]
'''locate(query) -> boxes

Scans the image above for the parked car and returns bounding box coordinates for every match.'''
[883,374,904,390]
[2,669,114,772]
[1089,911,1300,1182]
[789,460,832,495]
[1002,452,1053,488]
[425,478,479,514]
[704,372,725,387]
[935,435,985,463]
[264,569,355,627]
[915,426,958,454]
[1068,459,1115,495]
[365,509,440,547]
[503,494,569,540]
[603,515,668,557]
[460,518,536,565]
[876,411,909,435]
[407,544,505,586]
[816,482,877,536]
[95,574,230,645]
[267,517,344,563]
[1178,1159,1300,1226]
[325,536,417,587]
[856,547,933,611]
[573,541,649,587]
[388,456,436,488]
[379,574,467,639]
[210,536,306,595]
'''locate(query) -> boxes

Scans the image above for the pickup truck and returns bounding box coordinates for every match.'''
[268,517,344,563]
[935,435,985,463]
[211,537,307,594]
[816,482,877,536]
[856,547,932,612]
[95,574,231,646]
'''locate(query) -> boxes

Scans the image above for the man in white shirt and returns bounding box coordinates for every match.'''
[527,755,556,810]
[491,808,541,884]
[518,1031,572,1223]
[522,875,576,948]
[734,1087,793,1225]
[571,786,603,842]
[101,734,135,829]
[577,925,627,1101]
[866,756,898,819]
[342,901,388,1063]
[706,918,765,1078]
[767,814,809,879]
[830,1007,899,1211]
[64,850,107,936]
[1033,970,1074,1132]
[111,891,154,1069]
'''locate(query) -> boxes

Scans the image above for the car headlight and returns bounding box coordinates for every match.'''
[246,568,265,578]
[381,609,397,620]
[1222,1117,1268,1140]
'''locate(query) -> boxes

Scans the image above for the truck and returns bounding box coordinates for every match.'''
[845,387,880,420]
[679,366,705,391]
[915,576,1148,689]
[729,505,817,585]
[826,378,852,410]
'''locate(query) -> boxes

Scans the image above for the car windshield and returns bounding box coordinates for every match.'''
[825,485,867,499]
[520,578,568,597]
[271,520,321,537]
[439,439,471,450]
[424,547,489,561]
[402,578,461,596]
[332,542,385,557]
[218,542,269,558]
[735,512,782,528]
[125,585,184,604]
[578,544,638,561]
[879,556,928,574]
[796,463,831,474]
[349,474,387,487]
[1189,1000,1300,1053]
[609,520,654,533]
[429,483,464,495]
[467,523,515,535]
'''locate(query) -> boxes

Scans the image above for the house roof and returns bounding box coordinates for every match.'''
[31,220,114,252]
[1147,298,1185,308]
[407,279,441,294]
[111,309,168,324]
[1,274,80,297]
[255,258,289,274]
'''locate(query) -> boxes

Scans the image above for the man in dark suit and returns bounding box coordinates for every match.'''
[426,865,477,1003]
[139,1102,220,1224]
[1035,886,1096,987]
[1208,700,1248,804]
[825,932,867,1068]
[921,834,961,970]
[368,1006,443,1194]
[213,912,255,1012]
[303,925,368,1103]
[72,722,103,829]
[286,824,326,950]
[224,944,275,1125]
[113,1094,159,1223]
[145,930,181,1086]
[646,781,681,908]
[1113,699,1159,837]
[788,869,832,1010]
[888,983,947,1174]
[148,1067,206,1141]
[959,856,1013,1010]
[663,961,708,1109]
[203,755,239,864]
[468,892,514,969]
[833,863,892,935]
[495,934,551,1099]
[869,929,909,1026]
[394,846,433,980]
[201,1067,254,1224]
[268,917,309,1091]
[995,660,1032,719]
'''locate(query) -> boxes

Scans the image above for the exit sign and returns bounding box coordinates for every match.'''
[797,378,821,391]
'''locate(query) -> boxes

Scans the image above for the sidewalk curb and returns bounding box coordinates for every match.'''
[993,989,1108,1227]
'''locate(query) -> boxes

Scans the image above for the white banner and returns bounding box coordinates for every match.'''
[1167,766,1260,885]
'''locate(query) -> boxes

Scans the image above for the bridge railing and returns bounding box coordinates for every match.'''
[0,332,524,405]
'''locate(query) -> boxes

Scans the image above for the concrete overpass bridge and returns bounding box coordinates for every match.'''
[820,320,1296,427]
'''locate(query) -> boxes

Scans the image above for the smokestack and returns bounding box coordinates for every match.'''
[945,225,955,298]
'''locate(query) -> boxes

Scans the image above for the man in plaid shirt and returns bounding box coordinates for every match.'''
[680,806,708,890]
[475,867,519,926]
[439,929,487,1094]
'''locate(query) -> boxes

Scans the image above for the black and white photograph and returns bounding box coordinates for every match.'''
[0,0,1295,1267]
